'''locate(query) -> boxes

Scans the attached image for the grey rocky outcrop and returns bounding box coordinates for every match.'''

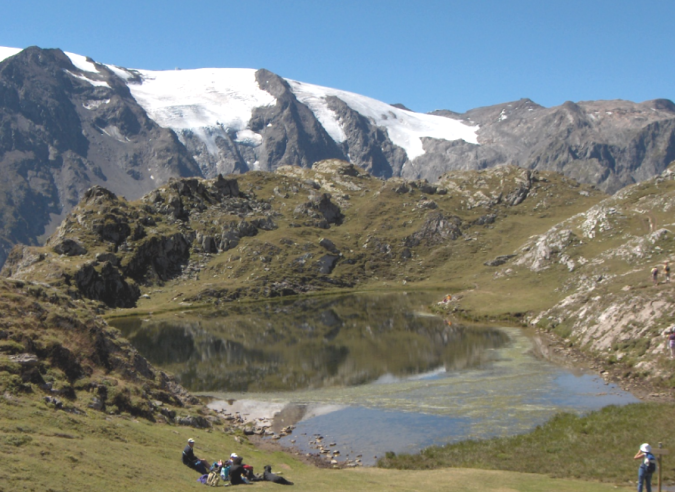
[405,212,463,247]
[315,254,340,274]
[294,193,344,226]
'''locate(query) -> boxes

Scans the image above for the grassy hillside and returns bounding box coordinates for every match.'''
[0,394,633,491]
[0,161,605,317]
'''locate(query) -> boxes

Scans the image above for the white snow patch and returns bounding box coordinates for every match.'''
[83,99,110,110]
[106,64,134,80]
[286,79,479,160]
[65,70,110,88]
[64,52,99,73]
[235,129,263,147]
[125,68,275,155]
[0,46,21,63]
[127,68,275,132]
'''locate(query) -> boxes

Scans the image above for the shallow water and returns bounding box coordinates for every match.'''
[207,327,638,464]
[111,292,639,465]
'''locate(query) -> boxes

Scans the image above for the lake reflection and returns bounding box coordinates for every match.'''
[111,292,509,392]
[112,292,640,465]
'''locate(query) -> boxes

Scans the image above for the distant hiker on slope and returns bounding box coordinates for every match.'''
[182,438,209,475]
[664,261,671,282]
[634,443,656,492]
[666,326,675,359]
[651,266,659,286]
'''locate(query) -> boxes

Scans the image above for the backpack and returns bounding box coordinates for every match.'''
[645,453,656,473]
[206,471,220,487]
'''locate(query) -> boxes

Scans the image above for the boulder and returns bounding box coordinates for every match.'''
[294,193,343,225]
[74,262,140,308]
[316,254,339,274]
[52,239,87,256]
[319,238,339,254]
[484,254,516,267]
[405,212,463,247]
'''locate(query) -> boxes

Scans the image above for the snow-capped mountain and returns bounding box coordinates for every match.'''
[1,45,675,267]
[0,46,479,180]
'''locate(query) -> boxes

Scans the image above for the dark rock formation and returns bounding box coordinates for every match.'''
[325,96,408,178]
[315,254,340,274]
[52,239,87,256]
[251,69,346,171]
[74,261,140,308]
[405,212,463,247]
[319,238,339,254]
[122,233,192,284]
[484,254,516,267]
[294,193,343,226]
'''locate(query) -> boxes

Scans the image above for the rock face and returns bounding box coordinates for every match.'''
[251,70,346,171]
[425,99,675,194]
[294,193,344,227]
[0,173,285,307]
[0,47,202,266]
[325,96,408,178]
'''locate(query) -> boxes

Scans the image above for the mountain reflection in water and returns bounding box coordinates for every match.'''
[111,292,509,392]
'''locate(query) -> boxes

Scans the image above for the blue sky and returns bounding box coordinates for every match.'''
[1,0,673,113]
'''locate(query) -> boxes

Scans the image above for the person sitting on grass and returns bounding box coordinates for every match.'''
[182,438,209,475]
[228,455,253,485]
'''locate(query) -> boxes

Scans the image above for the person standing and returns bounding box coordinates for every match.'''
[634,443,656,492]
[182,438,209,475]
[664,261,671,283]
[651,266,659,286]
[667,328,675,359]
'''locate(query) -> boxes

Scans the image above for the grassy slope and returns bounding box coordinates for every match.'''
[0,396,629,492]
[379,403,674,485]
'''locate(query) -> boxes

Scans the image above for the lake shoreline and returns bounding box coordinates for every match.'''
[202,322,662,469]
[529,327,675,403]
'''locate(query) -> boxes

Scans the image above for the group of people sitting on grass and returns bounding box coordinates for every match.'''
[182,438,293,486]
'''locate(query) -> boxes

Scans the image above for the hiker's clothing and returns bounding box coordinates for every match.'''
[182,444,208,474]
[229,463,247,485]
[638,464,653,492]
[228,456,250,485]
[637,451,656,492]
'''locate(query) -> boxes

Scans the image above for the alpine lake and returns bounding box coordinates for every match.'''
[110,291,638,465]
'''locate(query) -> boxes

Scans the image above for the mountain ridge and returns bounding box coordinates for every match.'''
[1,45,675,268]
